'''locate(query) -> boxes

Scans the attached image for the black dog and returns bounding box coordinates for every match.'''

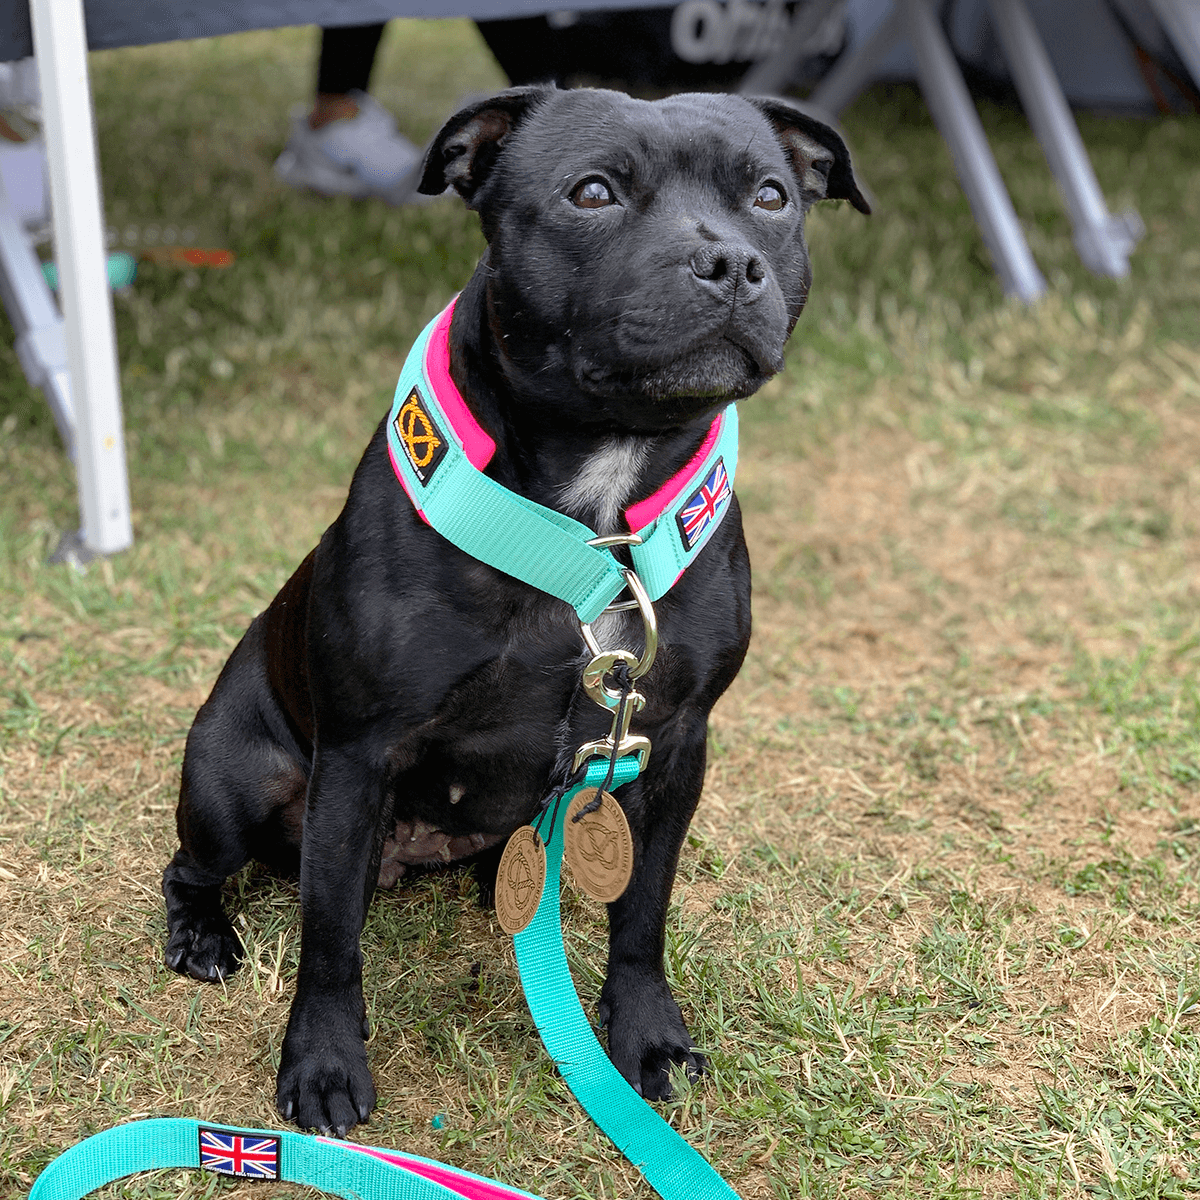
[162,86,867,1135]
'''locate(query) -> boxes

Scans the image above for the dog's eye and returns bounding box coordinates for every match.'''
[754,183,786,212]
[572,178,615,209]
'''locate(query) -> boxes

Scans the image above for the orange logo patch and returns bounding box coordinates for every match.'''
[393,388,447,484]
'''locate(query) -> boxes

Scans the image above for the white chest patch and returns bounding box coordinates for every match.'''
[558,436,651,535]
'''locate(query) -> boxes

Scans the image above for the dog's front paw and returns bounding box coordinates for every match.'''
[599,976,707,1101]
[164,909,242,982]
[276,1011,377,1135]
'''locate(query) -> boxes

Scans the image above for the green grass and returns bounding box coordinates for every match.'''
[2,20,1200,1200]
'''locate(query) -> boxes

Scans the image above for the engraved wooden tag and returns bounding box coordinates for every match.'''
[495,826,546,936]
[563,789,634,904]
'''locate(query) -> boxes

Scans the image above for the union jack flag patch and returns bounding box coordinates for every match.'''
[198,1128,280,1180]
[676,457,732,552]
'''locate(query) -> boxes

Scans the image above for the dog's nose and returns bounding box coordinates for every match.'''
[689,242,766,298]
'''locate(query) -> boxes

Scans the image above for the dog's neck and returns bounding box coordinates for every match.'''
[447,273,715,536]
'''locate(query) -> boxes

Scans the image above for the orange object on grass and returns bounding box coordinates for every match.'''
[140,247,235,268]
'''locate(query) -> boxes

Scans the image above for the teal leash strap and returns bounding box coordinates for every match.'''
[28,1118,541,1200]
[29,1120,196,1200]
[513,758,741,1200]
[30,766,741,1200]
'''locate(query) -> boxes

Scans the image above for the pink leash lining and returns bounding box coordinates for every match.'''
[328,1139,527,1200]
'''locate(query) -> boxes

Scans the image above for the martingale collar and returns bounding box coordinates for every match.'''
[385,300,739,624]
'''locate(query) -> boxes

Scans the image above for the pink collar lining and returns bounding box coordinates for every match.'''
[424,299,497,471]
[423,299,726,535]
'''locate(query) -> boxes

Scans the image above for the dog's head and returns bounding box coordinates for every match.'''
[420,87,868,433]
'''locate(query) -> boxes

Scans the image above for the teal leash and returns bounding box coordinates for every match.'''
[27,1117,540,1200]
[28,764,742,1200]
[513,756,740,1200]
[29,786,739,1200]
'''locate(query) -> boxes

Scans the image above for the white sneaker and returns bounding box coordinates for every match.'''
[273,91,424,202]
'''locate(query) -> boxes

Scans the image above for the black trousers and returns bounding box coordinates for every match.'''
[316,24,386,95]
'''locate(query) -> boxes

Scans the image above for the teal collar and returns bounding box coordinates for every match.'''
[385,300,739,623]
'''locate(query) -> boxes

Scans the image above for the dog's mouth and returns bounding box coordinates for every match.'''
[576,334,779,413]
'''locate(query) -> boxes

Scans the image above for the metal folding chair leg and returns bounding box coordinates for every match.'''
[1147,0,1200,93]
[0,153,75,455]
[989,0,1143,278]
[901,0,1046,302]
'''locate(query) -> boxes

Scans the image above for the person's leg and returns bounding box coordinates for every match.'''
[274,24,425,201]
[311,23,386,128]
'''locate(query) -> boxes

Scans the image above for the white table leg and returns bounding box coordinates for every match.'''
[29,0,132,560]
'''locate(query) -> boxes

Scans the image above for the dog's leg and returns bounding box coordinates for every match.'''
[163,615,311,982]
[162,793,247,984]
[275,744,386,1134]
[598,716,708,1100]
[164,741,277,982]
[470,841,506,909]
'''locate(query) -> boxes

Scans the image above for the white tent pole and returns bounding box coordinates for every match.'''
[30,0,132,560]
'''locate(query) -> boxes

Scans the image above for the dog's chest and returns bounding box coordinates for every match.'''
[376,605,652,878]
[373,648,588,883]
[557,435,651,536]
[367,436,680,879]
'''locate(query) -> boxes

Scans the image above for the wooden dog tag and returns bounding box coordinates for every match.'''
[495,826,546,936]
[563,789,634,904]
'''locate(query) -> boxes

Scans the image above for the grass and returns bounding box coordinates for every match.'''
[2,18,1200,1199]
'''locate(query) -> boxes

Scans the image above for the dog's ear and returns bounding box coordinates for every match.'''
[418,86,553,205]
[745,97,871,215]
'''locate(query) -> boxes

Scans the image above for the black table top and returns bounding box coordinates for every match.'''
[0,0,663,62]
